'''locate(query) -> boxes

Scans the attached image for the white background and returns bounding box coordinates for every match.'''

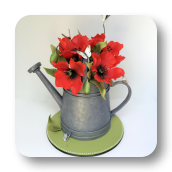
[15,15,157,157]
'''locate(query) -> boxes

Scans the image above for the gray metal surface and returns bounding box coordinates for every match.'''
[61,87,111,134]
[110,81,132,117]
[28,62,41,73]
[28,62,62,108]
[28,62,132,140]
[61,117,111,140]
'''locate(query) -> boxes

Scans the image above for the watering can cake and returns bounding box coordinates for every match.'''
[28,15,132,156]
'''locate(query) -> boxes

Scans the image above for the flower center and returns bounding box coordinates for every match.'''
[97,65,106,78]
[107,46,112,51]
[66,69,77,79]
[66,70,72,76]
[71,48,77,51]
[99,68,104,73]
[71,47,81,51]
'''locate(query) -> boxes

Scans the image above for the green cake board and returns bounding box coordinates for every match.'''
[46,111,124,157]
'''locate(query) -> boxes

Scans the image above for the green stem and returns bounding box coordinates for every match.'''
[103,23,105,34]
[56,45,59,51]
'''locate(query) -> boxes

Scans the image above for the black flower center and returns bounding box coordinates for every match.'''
[65,69,77,79]
[71,47,82,62]
[107,46,112,51]
[99,68,104,73]
[71,47,81,51]
[97,65,106,78]
[71,48,77,51]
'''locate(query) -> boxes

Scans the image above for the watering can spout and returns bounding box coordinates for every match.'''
[28,62,62,108]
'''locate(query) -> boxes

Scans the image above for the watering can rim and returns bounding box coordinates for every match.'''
[63,85,110,97]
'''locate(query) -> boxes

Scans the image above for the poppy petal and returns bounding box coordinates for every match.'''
[58,37,75,51]
[104,67,125,81]
[52,61,69,71]
[91,52,101,72]
[94,73,110,84]
[71,75,83,95]
[91,38,104,49]
[54,70,72,89]
[62,50,76,59]
[81,40,92,52]
[101,46,107,52]
[58,38,66,52]
[91,33,105,41]
[72,35,88,50]
[69,58,86,76]
[107,41,123,56]
[100,51,116,69]
[114,55,125,66]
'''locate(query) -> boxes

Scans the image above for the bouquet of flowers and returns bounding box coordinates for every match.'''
[44,17,125,99]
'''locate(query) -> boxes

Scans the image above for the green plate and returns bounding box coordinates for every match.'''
[47,111,124,157]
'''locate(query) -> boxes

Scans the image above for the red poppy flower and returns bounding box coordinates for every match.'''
[72,34,89,51]
[106,41,123,56]
[80,33,105,53]
[91,33,105,41]
[91,51,125,84]
[113,55,125,66]
[58,37,77,58]
[58,35,89,59]
[88,33,106,48]
[52,58,86,95]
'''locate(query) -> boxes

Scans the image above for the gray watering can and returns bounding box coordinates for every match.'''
[28,62,132,141]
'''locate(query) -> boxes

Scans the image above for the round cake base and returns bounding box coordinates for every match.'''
[46,111,124,157]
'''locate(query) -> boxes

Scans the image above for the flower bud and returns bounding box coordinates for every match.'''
[83,79,91,94]
[50,51,58,64]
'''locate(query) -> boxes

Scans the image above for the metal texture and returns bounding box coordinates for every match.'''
[28,62,41,73]
[110,81,132,117]
[28,62,132,140]
[60,86,111,140]
[28,62,62,108]
[61,117,111,140]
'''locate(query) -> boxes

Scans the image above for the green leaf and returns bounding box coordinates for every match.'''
[85,62,93,79]
[91,42,107,55]
[47,115,61,132]
[44,67,57,77]
[85,62,92,70]
[56,49,61,56]
[90,79,106,100]
[83,79,91,94]
[87,71,95,80]
[57,55,67,63]
[109,80,113,85]
[92,71,95,76]
[50,49,67,64]
[50,51,58,64]
[77,29,81,35]
[50,44,56,53]
[56,49,67,63]
[87,71,92,79]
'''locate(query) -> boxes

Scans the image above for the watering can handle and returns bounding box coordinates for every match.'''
[110,81,132,117]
